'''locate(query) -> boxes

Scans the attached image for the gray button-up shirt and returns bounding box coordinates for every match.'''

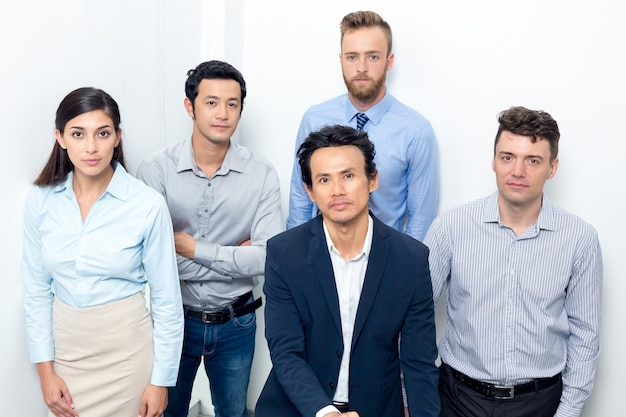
[137,139,284,309]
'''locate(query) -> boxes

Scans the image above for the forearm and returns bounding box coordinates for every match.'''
[194,240,267,277]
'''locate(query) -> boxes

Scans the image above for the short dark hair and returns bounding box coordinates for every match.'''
[35,87,125,186]
[340,11,393,56]
[495,106,560,161]
[298,125,377,188]
[185,60,246,113]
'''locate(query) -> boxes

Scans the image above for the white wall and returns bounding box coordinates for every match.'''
[239,1,625,416]
[0,1,202,415]
[2,0,624,416]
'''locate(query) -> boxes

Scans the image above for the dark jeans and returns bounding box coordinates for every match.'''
[439,363,562,417]
[165,297,257,417]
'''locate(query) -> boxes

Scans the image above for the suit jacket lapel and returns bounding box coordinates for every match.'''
[309,217,342,334]
[352,218,390,349]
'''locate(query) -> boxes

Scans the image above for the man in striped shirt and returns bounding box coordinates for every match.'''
[424,106,602,417]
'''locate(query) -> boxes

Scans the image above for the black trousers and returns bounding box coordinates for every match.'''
[439,363,562,417]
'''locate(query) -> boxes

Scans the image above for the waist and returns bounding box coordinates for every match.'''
[184,291,262,324]
[444,363,561,400]
[53,292,149,333]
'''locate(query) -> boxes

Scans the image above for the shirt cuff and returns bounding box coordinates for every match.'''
[28,342,54,364]
[554,402,582,417]
[194,240,218,267]
[316,405,340,417]
[150,365,179,387]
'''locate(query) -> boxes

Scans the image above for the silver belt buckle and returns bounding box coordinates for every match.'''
[494,385,515,399]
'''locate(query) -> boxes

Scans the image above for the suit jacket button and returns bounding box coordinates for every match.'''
[329,382,335,390]
[336,351,342,358]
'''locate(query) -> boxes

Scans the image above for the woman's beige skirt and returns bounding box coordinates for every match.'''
[52,292,153,417]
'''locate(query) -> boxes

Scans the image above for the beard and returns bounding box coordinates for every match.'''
[343,71,386,102]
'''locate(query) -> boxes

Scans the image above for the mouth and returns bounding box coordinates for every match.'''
[83,159,100,166]
[507,182,528,190]
[330,201,351,210]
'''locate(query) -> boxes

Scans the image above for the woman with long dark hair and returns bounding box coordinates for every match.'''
[22,87,184,417]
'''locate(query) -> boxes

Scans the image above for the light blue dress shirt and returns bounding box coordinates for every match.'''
[286,92,439,241]
[22,163,184,386]
[424,192,602,417]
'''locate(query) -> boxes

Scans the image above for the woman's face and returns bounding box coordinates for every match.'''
[55,110,121,181]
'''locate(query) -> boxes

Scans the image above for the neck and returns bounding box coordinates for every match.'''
[324,214,369,260]
[498,197,542,236]
[72,165,114,199]
[191,133,230,177]
[348,86,387,112]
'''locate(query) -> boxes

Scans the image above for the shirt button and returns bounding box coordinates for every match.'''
[207,183,212,187]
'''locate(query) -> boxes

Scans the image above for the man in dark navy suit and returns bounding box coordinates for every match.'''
[255,125,439,417]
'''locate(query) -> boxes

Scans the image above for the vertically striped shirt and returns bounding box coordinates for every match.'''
[424,192,602,417]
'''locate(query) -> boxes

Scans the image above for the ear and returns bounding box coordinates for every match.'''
[492,157,496,173]
[547,157,559,179]
[55,130,66,149]
[386,52,395,71]
[184,97,195,119]
[369,171,379,193]
[305,183,316,203]
[115,129,122,147]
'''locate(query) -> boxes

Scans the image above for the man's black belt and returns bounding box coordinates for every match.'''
[332,402,349,413]
[449,364,561,400]
[185,291,262,324]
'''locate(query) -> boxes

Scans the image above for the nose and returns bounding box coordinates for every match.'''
[511,160,525,177]
[215,103,228,120]
[330,180,346,197]
[85,135,98,154]
[356,57,368,73]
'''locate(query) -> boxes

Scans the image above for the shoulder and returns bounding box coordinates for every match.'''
[231,143,280,187]
[374,216,428,256]
[233,142,276,170]
[304,94,346,114]
[24,184,55,212]
[268,218,319,254]
[384,94,433,131]
[549,204,599,240]
[140,140,186,167]
[436,195,489,224]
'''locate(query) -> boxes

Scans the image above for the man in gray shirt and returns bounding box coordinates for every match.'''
[137,60,284,417]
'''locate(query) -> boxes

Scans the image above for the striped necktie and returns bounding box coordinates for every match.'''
[356,113,369,130]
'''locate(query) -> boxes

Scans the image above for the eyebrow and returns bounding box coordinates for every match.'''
[203,95,240,103]
[68,124,113,130]
[343,50,383,55]
[498,151,545,160]
[314,167,355,178]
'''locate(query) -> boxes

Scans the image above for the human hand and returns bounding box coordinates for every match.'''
[174,232,196,259]
[138,384,167,417]
[239,238,251,246]
[37,362,78,417]
[323,412,360,417]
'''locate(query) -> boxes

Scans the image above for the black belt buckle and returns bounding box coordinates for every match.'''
[493,385,515,400]
[201,310,229,324]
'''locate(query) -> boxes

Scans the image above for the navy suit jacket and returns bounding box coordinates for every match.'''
[255,215,440,417]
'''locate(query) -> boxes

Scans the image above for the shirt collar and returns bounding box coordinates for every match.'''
[322,215,374,261]
[344,91,392,127]
[177,139,244,176]
[53,162,130,201]
[484,191,556,231]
